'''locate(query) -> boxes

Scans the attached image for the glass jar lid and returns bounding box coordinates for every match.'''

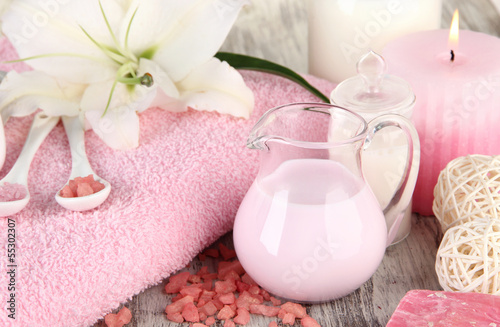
[330,51,415,121]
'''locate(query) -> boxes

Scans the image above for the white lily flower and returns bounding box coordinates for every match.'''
[0,0,254,149]
[0,71,83,119]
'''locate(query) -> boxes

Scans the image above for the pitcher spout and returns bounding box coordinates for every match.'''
[246,104,288,151]
[248,102,334,152]
[246,135,269,151]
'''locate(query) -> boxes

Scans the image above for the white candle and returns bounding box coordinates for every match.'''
[308,0,442,83]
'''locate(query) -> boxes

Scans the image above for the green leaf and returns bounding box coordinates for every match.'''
[215,52,330,103]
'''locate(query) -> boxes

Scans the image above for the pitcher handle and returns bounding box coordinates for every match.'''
[363,114,420,246]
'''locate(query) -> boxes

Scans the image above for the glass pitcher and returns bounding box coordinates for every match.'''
[233,103,420,302]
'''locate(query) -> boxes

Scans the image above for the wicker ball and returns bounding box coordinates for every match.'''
[435,218,500,294]
[433,155,500,232]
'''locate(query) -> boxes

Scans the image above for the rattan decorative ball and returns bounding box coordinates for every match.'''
[433,154,500,232]
[435,218,500,295]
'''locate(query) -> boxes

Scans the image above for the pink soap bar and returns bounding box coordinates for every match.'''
[387,290,500,326]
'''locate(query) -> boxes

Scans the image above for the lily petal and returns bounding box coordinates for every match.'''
[80,77,157,115]
[1,0,126,83]
[81,78,156,149]
[0,70,82,118]
[123,0,249,82]
[177,58,254,118]
[85,107,140,150]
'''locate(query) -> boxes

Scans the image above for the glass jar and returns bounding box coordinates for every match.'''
[330,51,419,244]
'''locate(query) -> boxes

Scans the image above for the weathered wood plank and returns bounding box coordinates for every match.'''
[220,1,308,73]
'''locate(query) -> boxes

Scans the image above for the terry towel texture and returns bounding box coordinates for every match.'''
[0,37,334,327]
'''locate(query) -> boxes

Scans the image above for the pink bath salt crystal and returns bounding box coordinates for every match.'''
[217,305,236,320]
[171,293,184,302]
[223,319,236,327]
[249,304,280,317]
[282,312,296,325]
[202,273,218,281]
[199,290,216,303]
[218,292,236,305]
[217,261,245,279]
[281,302,307,318]
[236,281,250,293]
[301,316,321,327]
[210,299,224,311]
[181,302,199,322]
[0,183,27,202]
[219,243,237,261]
[74,175,93,184]
[192,324,208,327]
[205,316,216,326]
[233,307,251,325]
[104,306,132,327]
[269,321,278,327]
[251,293,264,303]
[165,295,194,315]
[215,279,237,294]
[386,290,500,326]
[165,271,190,293]
[235,291,261,310]
[270,296,282,306]
[179,284,203,301]
[201,278,213,291]
[222,270,241,281]
[76,182,94,197]
[59,185,75,198]
[188,274,202,284]
[241,273,257,285]
[203,248,220,258]
[197,266,210,276]
[166,312,184,323]
[197,299,208,308]
[199,301,218,316]
[69,179,78,194]
[90,180,105,193]
[248,285,260,295]
[260,288,271,301]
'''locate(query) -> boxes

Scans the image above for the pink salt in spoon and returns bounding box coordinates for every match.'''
[0,112,59,217]
[55,115,111,211]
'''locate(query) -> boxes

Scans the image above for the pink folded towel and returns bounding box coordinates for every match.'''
[0,37,335,326]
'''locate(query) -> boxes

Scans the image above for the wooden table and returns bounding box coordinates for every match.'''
[94,1,500,326]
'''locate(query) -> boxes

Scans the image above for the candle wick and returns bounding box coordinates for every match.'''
[450,50,455,62]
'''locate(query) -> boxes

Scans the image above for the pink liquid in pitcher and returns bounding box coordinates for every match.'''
[233,159,387,302]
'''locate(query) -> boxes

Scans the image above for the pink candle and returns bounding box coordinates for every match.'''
[383,15,500,215]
